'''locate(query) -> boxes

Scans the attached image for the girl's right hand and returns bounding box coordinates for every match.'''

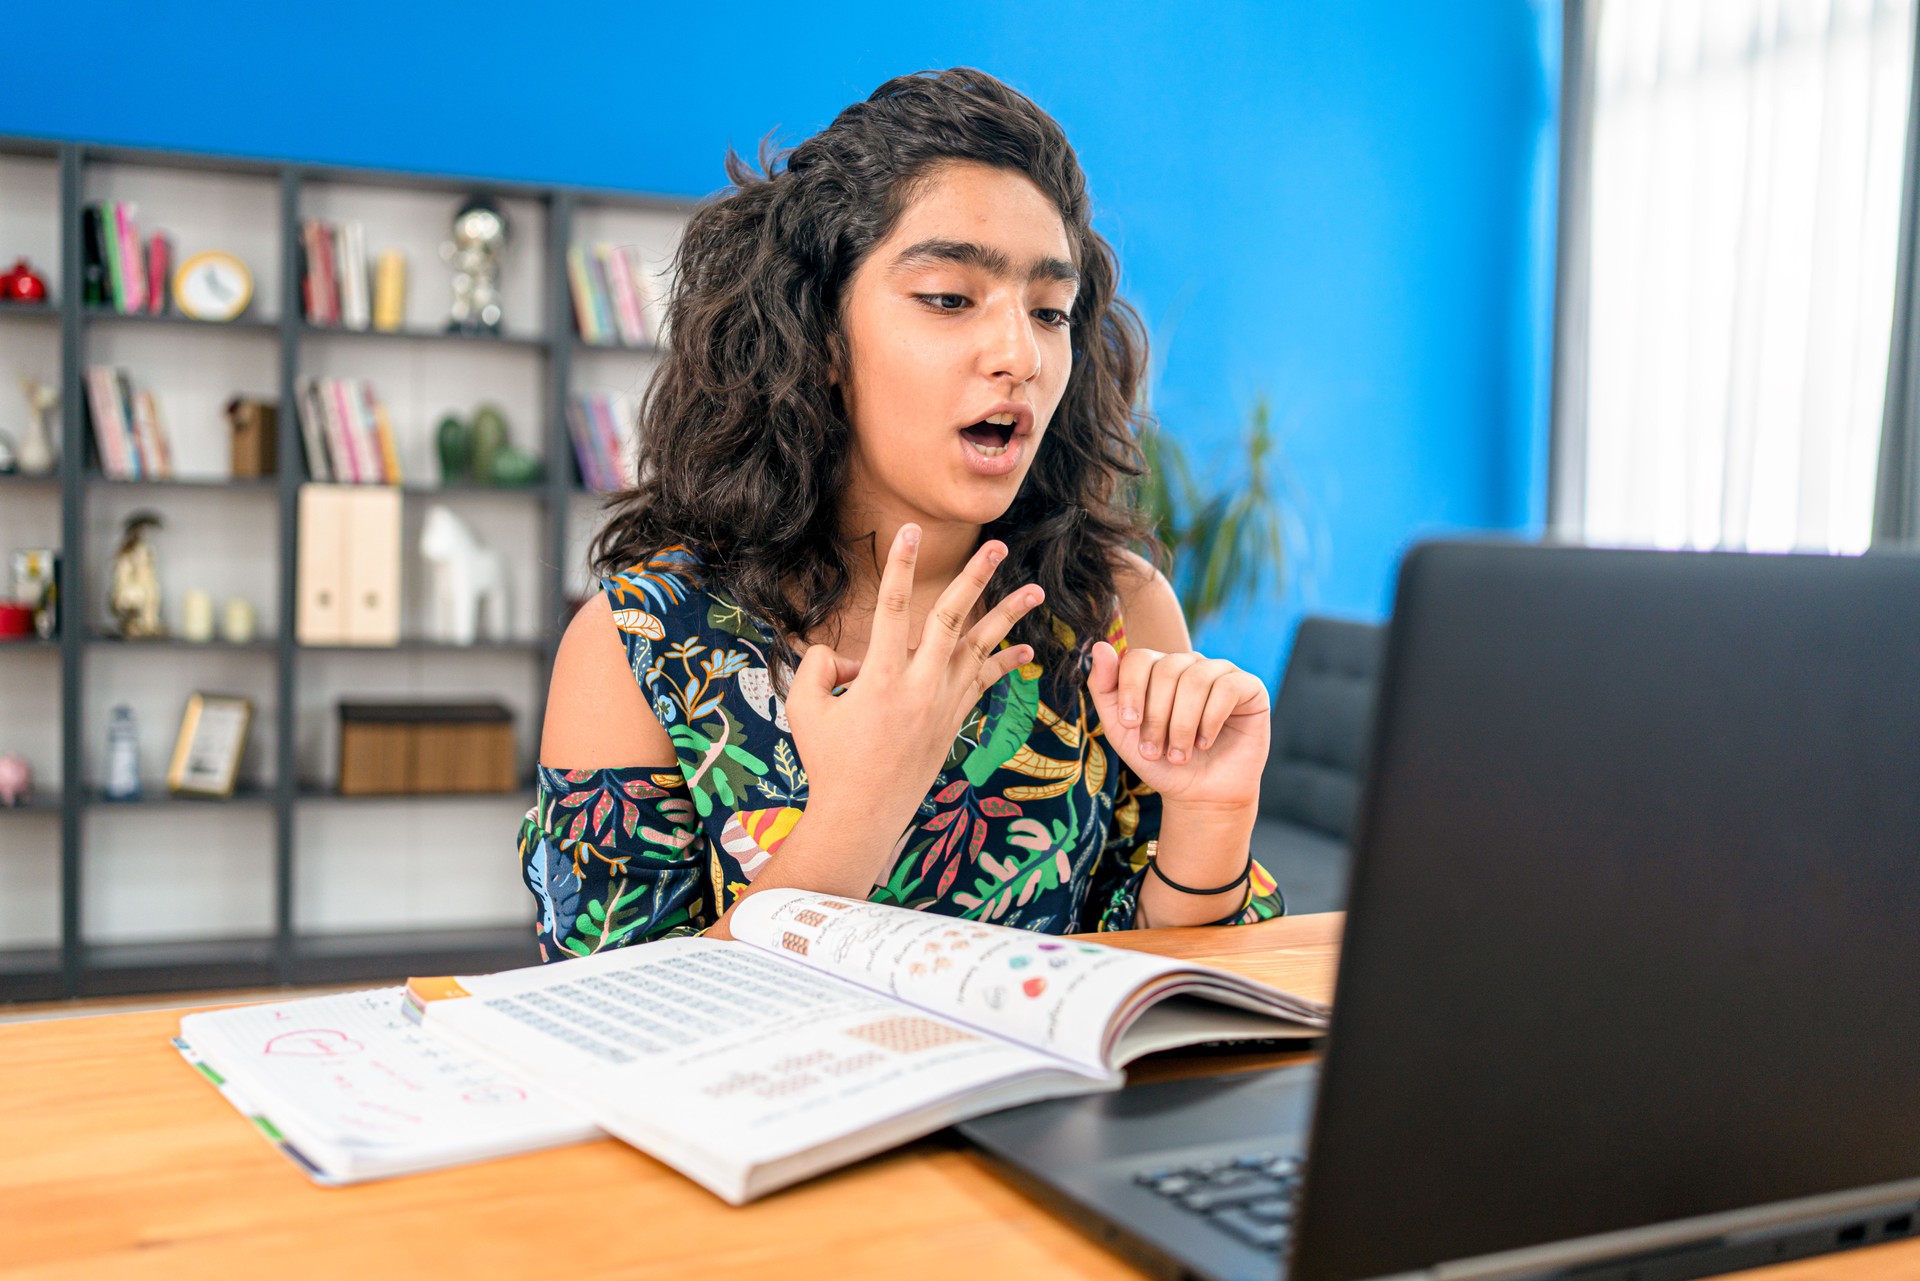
[784,523,1044,869]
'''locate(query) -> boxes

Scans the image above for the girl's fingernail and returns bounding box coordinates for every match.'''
[1121,706,1139,724]
[1168,748,1187,763]
[1196,736,1210,750]
[902,525,920,547]
[1141,740,1159,759]
[987,547,1004,565]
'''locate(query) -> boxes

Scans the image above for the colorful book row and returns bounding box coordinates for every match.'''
[566,391,635,493]
[294,376,403,484]
[82,201,172,315]
[83,365,174,480]
[566,244,664,347]
[301,219,405,332]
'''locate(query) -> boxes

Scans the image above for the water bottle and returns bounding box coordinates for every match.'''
[104,705,141,801]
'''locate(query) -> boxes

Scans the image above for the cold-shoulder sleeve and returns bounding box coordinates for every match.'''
[518,763,710,959]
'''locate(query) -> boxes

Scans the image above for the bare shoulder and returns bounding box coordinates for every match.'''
[539,593,677,768]
[1112,548,1192,653]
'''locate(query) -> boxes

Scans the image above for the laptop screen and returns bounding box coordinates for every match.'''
[1290,544,1920,1281]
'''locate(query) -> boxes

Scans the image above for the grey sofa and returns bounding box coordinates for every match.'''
[1249,616,1385,915]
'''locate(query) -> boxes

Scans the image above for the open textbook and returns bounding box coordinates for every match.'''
[179,889,1327,1201]
[409,889,1327,1203]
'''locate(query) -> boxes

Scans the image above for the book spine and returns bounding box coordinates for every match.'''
[84,367,127,478]
[112,369,142,480]
[341,221,370,330]
[373,249,406,332]
[300,221,320,322]
[350,378,384,484]
[365,382,403,485]
[586,247,616,345]
[293,376,331,482]
[588,393,623,492]
[99,203,124,311]
[604,246,645,346]
[565,247,598,343]
[565,396,598,491]
[131,389,166,480]
[115,203,147,314]
[146,233,172,315]
[315,222,340,326]
[626,246,663,345]
[337,378,375,483]
[320,377,360,483]
[81,206,107,307]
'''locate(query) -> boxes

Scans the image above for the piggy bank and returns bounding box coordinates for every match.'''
[0,753,30,807]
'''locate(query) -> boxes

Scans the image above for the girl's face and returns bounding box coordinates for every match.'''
[837,161,1079,530]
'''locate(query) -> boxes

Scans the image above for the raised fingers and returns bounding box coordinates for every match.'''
[957,579,1044,673]
[919,540,1009,663]
[1136,651,1199,760]
[868,524,920,668]
[1113,647,1161,734]
[971,640,1037,695]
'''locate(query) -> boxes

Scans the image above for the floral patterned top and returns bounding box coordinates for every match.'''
[517,546,1285,959]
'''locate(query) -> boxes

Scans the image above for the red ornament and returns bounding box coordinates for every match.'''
[0,259,49,303]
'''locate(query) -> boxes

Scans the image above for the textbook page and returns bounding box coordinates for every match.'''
[178,987,599,1183]
[415,936,1106,1203]
[726,889,1327,1073]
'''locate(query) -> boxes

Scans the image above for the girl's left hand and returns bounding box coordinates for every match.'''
[1087,641,1270,811]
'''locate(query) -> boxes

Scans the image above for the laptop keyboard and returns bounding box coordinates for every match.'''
[1131,1152,1304,1253]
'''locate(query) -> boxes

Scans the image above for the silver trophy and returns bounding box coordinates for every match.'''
[441,195,510,334]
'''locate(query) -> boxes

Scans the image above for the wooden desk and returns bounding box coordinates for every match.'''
[1,913,1912,1280]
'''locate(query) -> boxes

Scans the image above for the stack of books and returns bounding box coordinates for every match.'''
[293,375,403,484]
[301,219,378,331]
[82,202,172,314]
[83,366,174,479]
[566,244,664,347]
[565,391,635,492]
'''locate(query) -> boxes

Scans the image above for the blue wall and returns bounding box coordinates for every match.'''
[4,0,1558,682]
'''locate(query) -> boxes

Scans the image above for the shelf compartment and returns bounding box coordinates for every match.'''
[289,925,537,984]
[0,302,59,323]
[0,949,65,1002]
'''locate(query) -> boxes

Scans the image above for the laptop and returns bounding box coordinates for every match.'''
[960,541,1920,1281]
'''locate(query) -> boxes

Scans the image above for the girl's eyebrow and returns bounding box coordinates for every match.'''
[889,238,1079,286]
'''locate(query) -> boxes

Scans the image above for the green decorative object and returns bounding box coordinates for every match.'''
[435,414,471,483]
[489,447,543,487]
[470,403,509,485]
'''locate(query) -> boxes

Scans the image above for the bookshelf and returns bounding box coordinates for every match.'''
[0,134,694,999]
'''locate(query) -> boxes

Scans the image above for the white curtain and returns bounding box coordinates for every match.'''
[1582,0,1915,553]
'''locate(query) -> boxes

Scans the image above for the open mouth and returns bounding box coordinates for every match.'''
[960,412,1019,458]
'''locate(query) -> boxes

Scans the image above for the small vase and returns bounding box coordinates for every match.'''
[17,403,55,476]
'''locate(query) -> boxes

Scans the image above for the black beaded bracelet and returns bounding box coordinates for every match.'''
[1146,850,1253,898]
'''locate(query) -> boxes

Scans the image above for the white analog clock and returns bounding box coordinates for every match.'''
[173,250,254,322]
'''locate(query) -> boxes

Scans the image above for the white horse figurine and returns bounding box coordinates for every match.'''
[419,505,509,644]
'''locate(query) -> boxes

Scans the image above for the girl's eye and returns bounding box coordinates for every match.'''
[1033,309,1071,329]
[918,293,968,311]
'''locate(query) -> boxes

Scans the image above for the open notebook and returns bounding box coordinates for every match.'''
[181,889,1328,1201]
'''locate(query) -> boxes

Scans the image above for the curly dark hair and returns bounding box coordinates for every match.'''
[590,66,1160,692]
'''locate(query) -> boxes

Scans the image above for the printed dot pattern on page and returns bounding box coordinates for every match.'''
[843,1016,981,1054]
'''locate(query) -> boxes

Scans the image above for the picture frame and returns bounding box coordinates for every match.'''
[167,693,254,797]
[173,250,254,322]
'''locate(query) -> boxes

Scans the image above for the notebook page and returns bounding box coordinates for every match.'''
[179,987,598,1182]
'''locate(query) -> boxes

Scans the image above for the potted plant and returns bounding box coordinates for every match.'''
[1134,395,1290,634]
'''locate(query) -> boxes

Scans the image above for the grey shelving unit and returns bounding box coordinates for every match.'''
[0,133,693,1000]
